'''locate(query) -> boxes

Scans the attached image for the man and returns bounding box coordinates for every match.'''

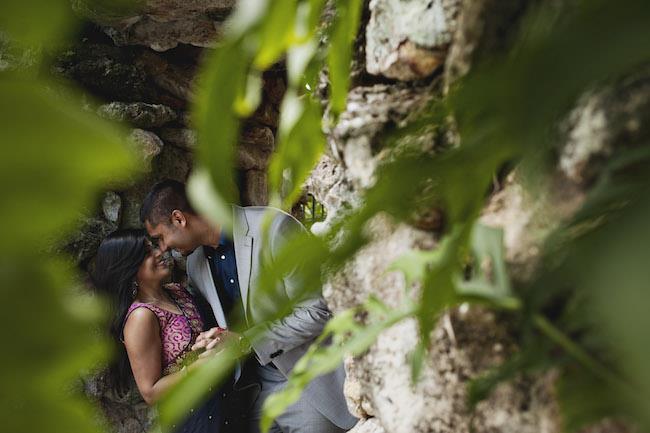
[141,179,357,433]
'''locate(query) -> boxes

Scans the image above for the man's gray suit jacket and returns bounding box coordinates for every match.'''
[186,205,356,430]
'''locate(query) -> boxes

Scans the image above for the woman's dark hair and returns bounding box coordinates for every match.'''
[92,229,149,395]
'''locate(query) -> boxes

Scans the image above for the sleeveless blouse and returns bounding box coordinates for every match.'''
[124,283,204,376]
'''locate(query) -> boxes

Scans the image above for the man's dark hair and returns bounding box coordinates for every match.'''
[140,179,196,225]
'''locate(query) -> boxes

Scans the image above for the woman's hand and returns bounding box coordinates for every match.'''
[192,327,243,358]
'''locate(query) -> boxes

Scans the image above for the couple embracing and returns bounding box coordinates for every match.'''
[93,180,357,433]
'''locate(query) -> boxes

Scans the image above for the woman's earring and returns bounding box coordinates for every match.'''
[131,281,139,299]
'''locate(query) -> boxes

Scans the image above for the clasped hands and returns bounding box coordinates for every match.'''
[191,327,243,359]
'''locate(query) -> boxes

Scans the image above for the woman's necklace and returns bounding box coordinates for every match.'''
[138,290,181,313]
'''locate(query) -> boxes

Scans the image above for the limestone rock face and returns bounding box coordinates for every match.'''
[241,170,269,206]
[559,67,650,185]
[102,192,123,224]
[366,0,462,80]
[55,43,153,102]
[63,217,117,266]
[349,417,386,433]
[72,0,237,51]
[159,128,197,149]
[83,371,154,433]
[128,129,164,170]
[330,83,435,190]
[444,0,528,88]
[304,154,358,235]
[98,102,177,128]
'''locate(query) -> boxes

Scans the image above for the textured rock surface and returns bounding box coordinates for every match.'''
[128,129,164,171]
[135,49,197,102]
[83,371,153,433]
[559,67,650,185]
[318,213,560,433]
[159,127,197,149]
[102,191,123,224]
[98,102,177,128]
[241,169,269,206]
[329,83,436,190]
[63,217,117,266]
[304,2,633,432]
[444,0,529,89]
[55,43,155,103]
[349,417,386,433]
[366,0,462,80]
[73,0,236,51]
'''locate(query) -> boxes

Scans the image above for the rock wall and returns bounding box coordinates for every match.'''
[57,21,283,271]
[305,1,649,433]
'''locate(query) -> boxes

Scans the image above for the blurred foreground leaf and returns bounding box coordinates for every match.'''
[269,95,326,207]
[0,80,134,251]
[157,345,239,430]
[0,74,134,433]
[327,0,363,116]
[0,0,74,46]
[261,297,415,432]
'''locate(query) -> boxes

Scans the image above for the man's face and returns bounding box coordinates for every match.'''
[145,216,201,257]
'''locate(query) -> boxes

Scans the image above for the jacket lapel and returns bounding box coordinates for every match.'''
[233,206,253,323]
[192,247,228,328]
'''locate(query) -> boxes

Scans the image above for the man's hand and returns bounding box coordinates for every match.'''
[192,327,225,351]
[191,326,253,358]
[192,327,241,357]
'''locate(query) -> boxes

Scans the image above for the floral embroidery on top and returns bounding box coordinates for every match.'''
[124,283,204,375]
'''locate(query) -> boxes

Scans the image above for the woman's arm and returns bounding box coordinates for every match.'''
[123,308,190,405]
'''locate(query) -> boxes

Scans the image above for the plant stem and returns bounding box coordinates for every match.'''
[533,314,630,390]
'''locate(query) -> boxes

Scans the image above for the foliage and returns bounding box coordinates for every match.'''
[261,296,416,432]
[3,0,650,432]
[0,3,136,433]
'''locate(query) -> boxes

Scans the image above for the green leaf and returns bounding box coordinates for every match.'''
[253,0,298,69]
[412,226,468,380]
[409,342,426,385]
[0,0,74,46]
[235,70,263,117]
[306,0,328,33]
[225,0,271,38]
[456,223,517,308]
[556,365,629,433]
[269,94,326,209]
[157,346,240,430]
[0,74,133,433]
[387,248,443,288]
[260,298,415,432]
[287,38,319,87]
[327,0,364,115]
[192,36,250,209]
[187,168,234,234]
[0,79,135,252]
[1,260,111,433]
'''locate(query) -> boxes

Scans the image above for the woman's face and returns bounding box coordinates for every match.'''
[136,242,171,287]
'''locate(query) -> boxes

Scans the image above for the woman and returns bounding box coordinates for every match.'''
[93,229,225,433]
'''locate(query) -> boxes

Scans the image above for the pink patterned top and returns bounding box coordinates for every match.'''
[124,283,204,375]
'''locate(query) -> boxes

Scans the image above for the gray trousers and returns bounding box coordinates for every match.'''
[247,364,347,433]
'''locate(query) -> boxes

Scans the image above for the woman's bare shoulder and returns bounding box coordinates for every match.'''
[123,306,160,344]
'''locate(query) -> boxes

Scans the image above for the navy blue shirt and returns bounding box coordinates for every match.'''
[204,232,244,321]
